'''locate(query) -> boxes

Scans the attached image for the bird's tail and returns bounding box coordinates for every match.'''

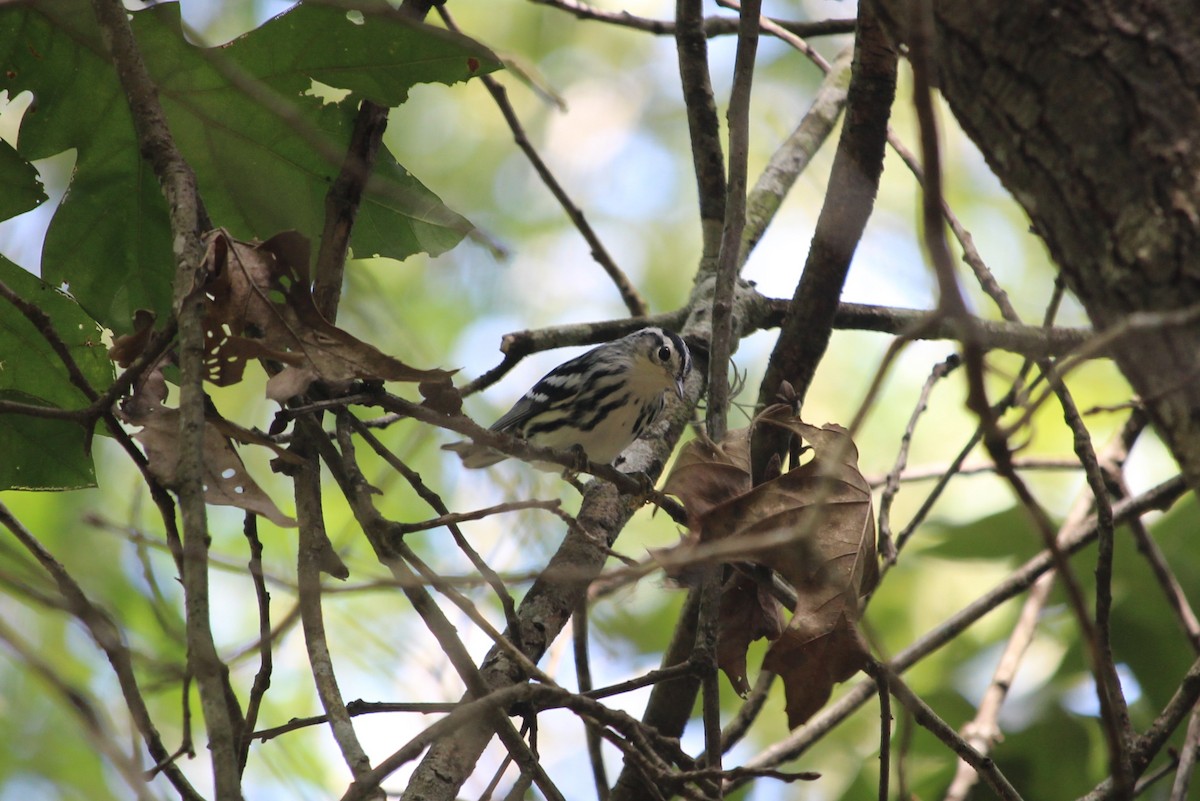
[441,440,507,469]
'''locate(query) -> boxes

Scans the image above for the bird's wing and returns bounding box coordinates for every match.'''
[488,349,598,434]
[488,394,543,434]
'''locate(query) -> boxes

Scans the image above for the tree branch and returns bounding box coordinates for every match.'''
[706,0,761,442]
[88,2,243,797]
[676,0,727,268]
[750,4,897,483]
[532,0,855,40]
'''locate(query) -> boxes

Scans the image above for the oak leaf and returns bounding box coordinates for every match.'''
[662,406,877,726]
[661,428,751,521]
[718,570,786,696]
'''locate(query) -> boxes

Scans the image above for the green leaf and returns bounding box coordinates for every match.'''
[0,407,95,490]
[0,138,46,221]
[2,1,179,330]
[0,257,113,490]
[229,3,498,105]
[922,506,1045,562]
[0,0,500,333]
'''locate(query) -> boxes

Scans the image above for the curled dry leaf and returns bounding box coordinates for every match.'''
[661,429,752,521]
[419,377,464,416]
[118,363,297,528]
[197,229,455,401]
[108,309,157,367]
[718,570,786,696]
[661,406,876,725]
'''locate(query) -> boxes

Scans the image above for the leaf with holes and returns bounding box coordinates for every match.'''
[0,257,112,490]
[197,229,455,401]
[117,364,295,527]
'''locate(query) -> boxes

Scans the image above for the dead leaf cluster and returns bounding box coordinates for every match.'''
[106,229,461,529]
[196,229,453,401]
[661,405,878,728]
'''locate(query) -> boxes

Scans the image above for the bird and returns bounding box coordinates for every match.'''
[444,327,692,469]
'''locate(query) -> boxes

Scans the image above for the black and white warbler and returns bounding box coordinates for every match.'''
[445,327,692,469]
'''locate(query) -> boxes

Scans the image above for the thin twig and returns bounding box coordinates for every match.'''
[1080,655,1200,801]
[609,590,705,801]
[0,502,205,801]
[340,684,538,801]
[908,0,989,424]
[347,416,524,639]
[294,452,376,787]
[872,661,1025,801]
[698,573,725,797]
[0,617,158,801]
[886,130,1019,322]
[572,600,611,801]
[942,417,1132,801]
[1057,382,1133,792]
[362,391,687,521]
[877,354,960,561]
[586,661,702,701]
[312,420,563,801]
[1170,707,1200,801]
[720,0,831,72]
[532,0,855,40]
[439,6,647,317]
[873,666,892,801]
[866,456,1082,487]
[0,279,101,404]
[392,499,570,534]
[240,514,272,773]
[706,0,761,443]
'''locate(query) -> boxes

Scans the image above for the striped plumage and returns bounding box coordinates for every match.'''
[446,327,692,469]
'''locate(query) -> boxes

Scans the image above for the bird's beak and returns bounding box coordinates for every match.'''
[675,377,686,400]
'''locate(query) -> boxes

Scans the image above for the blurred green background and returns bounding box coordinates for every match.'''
[0,1,1193,799]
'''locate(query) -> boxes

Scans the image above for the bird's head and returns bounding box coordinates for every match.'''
[624,327,692,399]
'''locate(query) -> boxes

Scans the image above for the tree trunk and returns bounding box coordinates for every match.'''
[871,0,1200,492]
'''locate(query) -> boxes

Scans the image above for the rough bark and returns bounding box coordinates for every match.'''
[870,0,1200,492]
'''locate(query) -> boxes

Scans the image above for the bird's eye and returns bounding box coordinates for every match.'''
[657,345,671,362]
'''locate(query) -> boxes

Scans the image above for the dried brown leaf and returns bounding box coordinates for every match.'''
[718,571,785,696]
[662,427,752,520]
[133,408,296,527]
[207,415,305,467]
[692,412,877,727]
[420,378,463,416]
[118,365,296,528]
[762,612,870,729]
[108,309,157,367]
[198,229,455,399]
